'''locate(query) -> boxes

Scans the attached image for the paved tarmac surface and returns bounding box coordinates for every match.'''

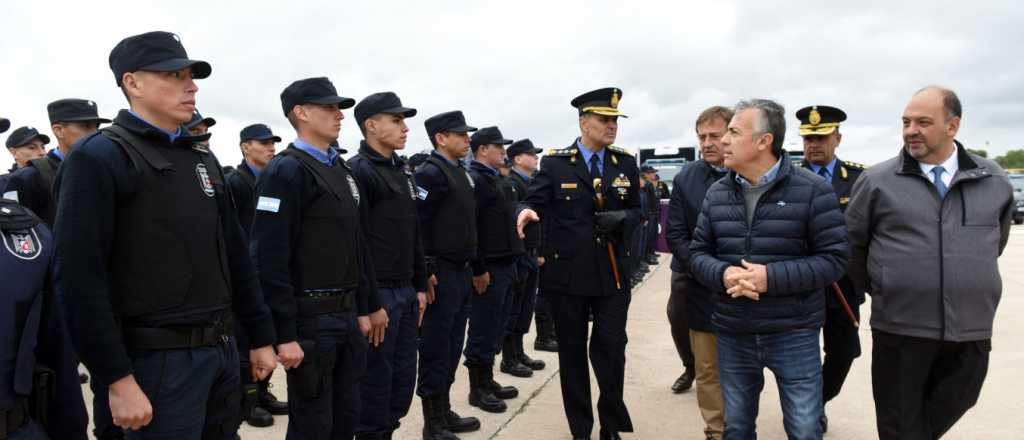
[83,226,1024,439]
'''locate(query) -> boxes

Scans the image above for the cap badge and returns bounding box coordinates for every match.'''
[610,89,620,109]
[809,108,821,125]
[173,34,181,42]
[89,101,95,107]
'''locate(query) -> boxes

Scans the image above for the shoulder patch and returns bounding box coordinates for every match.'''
[543,148,573,157]
[607,145,632,156]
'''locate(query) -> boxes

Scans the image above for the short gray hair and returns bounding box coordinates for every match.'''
[734,99,786,157]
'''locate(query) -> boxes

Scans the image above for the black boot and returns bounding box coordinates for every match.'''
[484,364,519,400]
[441,392,480,433]
[500,337,533,378]
[515,335,545,370]
[258,380,289,415]
[534,319,559,352]
[467,366,507,413]
[243,383,275,427]
[422,395,460,440]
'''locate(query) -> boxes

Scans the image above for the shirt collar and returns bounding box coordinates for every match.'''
[49,148,65,162]
[809,157,838,178]
[244,159,262,178]
[430,150,461,168]
[472,160,499,176]
[293,138,339,166]
[735,157,783,189]
[576,138,605,168]
[512,168,533,181]
[919,144,960,179]
[128,110,182,143]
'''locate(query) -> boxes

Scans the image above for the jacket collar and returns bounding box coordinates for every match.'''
[898,140,979,174]
[113,109,210,148]
[470,160,499,176]
[724,151,793,189]
[358,140,405,168]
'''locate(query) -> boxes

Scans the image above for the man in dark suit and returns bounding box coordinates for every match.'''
[796,105,865,433]
[517,87,642,440]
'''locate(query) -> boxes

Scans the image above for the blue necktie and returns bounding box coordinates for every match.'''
[817,167,831,185]
[931,166,948,199]
[589,154,601,179]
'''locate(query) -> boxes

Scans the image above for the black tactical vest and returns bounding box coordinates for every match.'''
[280,148,361,291]
[103,125,232,322]
[475,171,525,259]
[361,154,419,281]
[424,156,476,261]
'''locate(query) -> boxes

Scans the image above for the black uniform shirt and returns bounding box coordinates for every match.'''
[226,160,258,236]
[2,149,62,225]
[250,144,380,344]
[348,141,428,292]
[53,110,275,387]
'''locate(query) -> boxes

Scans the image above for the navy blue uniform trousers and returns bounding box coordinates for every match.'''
[286,310,367,440]
[417,266,472,397]
[357,285,419,434]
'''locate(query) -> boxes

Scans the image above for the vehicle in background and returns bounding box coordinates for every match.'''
[1010,174,1024,225]
[638,146,696,191]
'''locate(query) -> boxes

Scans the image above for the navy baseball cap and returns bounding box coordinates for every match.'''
[109,31,211,86]
[47,99,111,125]
[0,118,9,134]
[186,110,216,129]
[5,126,50,149]
[470,126,513,150]
[354,92,417,128]
[280,77,355,117]
[507,139,542,158]
[424,111,477,140]
[239,123,282,144]
[640,165,657,173]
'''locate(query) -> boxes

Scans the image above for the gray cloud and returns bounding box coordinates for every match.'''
[2,1,1022,171]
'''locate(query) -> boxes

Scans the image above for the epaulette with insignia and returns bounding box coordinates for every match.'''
[844,161,867,170]
[607,145,632,156]
[544,148,574,157]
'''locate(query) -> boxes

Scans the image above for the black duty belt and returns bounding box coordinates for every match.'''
[123,318,233,351]
[297,289,356,316]
[0,400,29,439]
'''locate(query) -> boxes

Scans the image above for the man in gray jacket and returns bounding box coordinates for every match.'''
[846,86,1013,440]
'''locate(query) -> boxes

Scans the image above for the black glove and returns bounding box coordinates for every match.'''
[594,210,627,235]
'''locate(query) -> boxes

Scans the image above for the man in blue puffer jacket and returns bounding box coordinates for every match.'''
[689,99,848,440]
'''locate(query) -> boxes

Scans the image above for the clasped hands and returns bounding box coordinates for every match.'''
[723,259,768,300]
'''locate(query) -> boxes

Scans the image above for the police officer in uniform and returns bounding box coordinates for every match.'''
[796,104,865,433]
[185,110,216,145]
[3,127,49,201]
[517,88,642,440]
[462,126,523,413]
[1,199,89,439]
[500,139,547,376]
[2,99,110,226]
[226,124,281,237]
[224,123,285,428]
[347,92,429,440]
[4,126,47,175]
[54,31,279,437]
[415,111,481,440]
[250,76,386,439]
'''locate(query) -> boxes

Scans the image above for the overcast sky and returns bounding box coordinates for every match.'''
[2,1,1022,171]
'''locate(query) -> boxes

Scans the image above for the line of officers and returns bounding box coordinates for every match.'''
[0,31,639,440]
